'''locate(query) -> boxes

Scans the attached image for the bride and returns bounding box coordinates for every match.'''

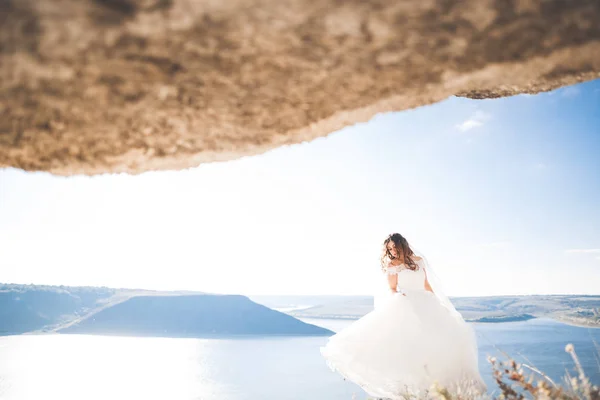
[321,233,486,399]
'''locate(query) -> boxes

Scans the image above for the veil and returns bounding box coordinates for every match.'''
[412,248,463,319]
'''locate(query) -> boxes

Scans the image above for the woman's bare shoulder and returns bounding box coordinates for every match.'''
[412,255,423,261]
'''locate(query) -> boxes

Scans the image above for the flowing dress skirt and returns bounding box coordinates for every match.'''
[321,291,486,399]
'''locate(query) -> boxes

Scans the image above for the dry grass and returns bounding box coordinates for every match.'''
[429,344,600,400]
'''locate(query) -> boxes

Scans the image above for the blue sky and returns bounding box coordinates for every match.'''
[1,80,599,296]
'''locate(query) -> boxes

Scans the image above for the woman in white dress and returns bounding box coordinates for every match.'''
[321,233,486,399]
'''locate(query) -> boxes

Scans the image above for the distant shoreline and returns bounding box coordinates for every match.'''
[465,314,537,324]
[291,313,600,328]
[3,285,598,337]
[552,316,600,329]
[3,317,597,338]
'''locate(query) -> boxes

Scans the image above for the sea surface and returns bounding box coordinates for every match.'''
[0,318,598,400]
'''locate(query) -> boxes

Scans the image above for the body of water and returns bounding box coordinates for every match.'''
[0,318,598,399]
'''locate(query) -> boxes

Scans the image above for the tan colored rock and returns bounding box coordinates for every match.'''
[1,0,599,175]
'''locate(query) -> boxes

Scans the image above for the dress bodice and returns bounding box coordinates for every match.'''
[384,260,426,292]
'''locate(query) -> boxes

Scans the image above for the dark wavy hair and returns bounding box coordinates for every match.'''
[381,233,419,271]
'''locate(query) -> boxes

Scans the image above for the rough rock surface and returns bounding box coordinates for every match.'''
[1,0,599,175]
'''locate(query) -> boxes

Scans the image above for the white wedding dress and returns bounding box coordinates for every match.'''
[321,258,486,399]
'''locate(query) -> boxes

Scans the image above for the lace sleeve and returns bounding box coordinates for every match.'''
[385,266,399,275]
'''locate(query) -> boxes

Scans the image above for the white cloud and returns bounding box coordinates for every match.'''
[565,249,600,254]
[456,119,483,131]
[455,110,491,132]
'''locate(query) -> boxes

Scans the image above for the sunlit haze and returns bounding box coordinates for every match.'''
[1,81,599,297]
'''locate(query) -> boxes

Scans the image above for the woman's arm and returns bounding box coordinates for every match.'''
[386,268,406,296]
[387,273,398,293]
[423,267,434,293]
